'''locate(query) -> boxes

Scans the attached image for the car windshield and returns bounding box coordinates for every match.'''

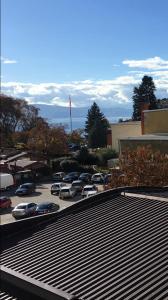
[84,187,94,191]
[61,189,70,192]
[17,205,27,209]
[20,185,29,189]
[52,184,60,188]
[72,183,81,186]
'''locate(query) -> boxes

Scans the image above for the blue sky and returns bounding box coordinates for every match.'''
[1,0,168,107]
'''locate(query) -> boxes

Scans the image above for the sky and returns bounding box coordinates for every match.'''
[1,0,168,108]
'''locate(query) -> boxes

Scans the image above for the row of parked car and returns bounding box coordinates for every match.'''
[51,181,98,199]
[11,201,59,219]
[52,171,111,184]
[0,196,59,219]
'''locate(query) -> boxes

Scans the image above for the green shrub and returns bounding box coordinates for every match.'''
[51,156,70,171]
[96,148,118,166]
[75,147,99,165]
[60,159,80,172]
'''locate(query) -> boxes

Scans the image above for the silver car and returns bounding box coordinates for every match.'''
[59,186,76,199]
[12,202,37,219]
[71,180,84,193]
[51,182,66,195]
[91,173,104,184]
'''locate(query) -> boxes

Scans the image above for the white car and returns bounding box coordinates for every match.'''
[59,186,76,199]
[12,202,37,219]
[51,182,66,195]
[81,185,98,198]
[91,173,104,184]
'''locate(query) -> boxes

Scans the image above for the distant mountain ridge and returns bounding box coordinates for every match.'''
[35,104,132,120]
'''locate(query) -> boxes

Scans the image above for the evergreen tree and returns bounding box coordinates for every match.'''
[85,102,109,148]
[132,76,157,121]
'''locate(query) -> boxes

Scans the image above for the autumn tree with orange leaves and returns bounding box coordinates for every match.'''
[27,119,68,158]
[107,146,168,189]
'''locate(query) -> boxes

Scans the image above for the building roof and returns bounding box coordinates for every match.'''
[110,121,141,126]
[5,152,28,163]
[0,290,18,300]
[143,108,168,113]
[9,160,37,168]
[1,187,168,300]
[120,134,168,141]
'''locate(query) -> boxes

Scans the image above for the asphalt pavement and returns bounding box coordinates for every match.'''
[0,182,103,224]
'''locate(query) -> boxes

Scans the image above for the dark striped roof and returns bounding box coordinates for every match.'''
[130,190,168,198]
[1,188,168,300]
[0,290,18,300]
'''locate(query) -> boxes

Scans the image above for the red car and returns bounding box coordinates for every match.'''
[0,196,12,209]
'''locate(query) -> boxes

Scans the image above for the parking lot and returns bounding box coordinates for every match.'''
[0,181,103,224]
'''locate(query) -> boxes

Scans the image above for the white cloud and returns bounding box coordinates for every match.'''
[1,72,167,108]
[1,57,168,107]
[123,56,168,70]
[1,56,17,64]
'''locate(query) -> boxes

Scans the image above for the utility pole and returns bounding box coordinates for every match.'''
[69,95,72,133]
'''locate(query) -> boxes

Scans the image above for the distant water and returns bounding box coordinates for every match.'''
[50,116,130,131]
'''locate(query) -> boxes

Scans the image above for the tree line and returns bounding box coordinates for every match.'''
[0,94,84,156]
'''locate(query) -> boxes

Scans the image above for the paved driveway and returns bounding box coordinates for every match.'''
[0,182,103,224]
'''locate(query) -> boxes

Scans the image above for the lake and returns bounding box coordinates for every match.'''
[50,116,130,131]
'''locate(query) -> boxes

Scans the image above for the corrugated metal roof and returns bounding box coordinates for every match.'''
[0,290,18,300]
[1,190,168,300]
[129,190,168,199]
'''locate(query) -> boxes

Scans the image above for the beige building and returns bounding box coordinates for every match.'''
[107,121,141,152]
[142,109,168,134]
[119,109,168,154]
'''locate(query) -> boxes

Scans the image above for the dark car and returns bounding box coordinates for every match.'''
[63,172,79,183]
[71,180,84,193]
[52,172,65,182]
[104,173,112,184]
[15,183,36,196]
[35,202,59,215]
[79,173,92,183]
[68,143,81,152]
[0,196,12,209]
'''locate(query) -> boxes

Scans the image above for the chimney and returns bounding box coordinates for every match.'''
[141,101,150,134]
[107,128,112,147]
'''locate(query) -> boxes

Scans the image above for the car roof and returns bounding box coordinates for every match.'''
[83,185,95,188]
[51,182,62,185]
[0,196,9,200]
[53,172,64,175]
[16,202,30,206]
[21,182,34,186]
[72,180,82,184]
[60,186,71,190]
[37,202,54,205]
[92,173,104,176]
[80,173,90,176]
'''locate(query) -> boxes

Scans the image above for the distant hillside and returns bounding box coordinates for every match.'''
[35,104,132,120]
